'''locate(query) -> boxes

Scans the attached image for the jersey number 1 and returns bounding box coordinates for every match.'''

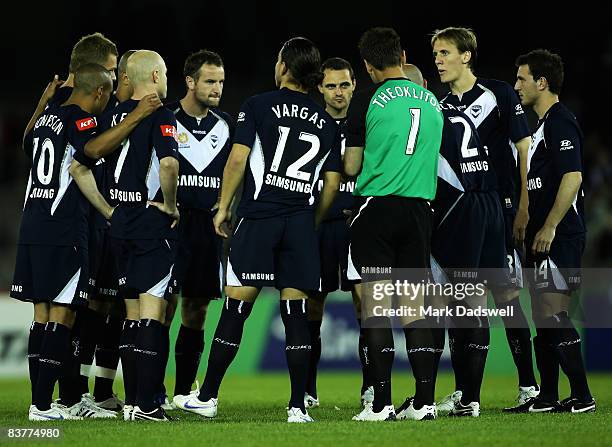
[405,108,421,155]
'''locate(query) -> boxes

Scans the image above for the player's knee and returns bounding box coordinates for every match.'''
[124,299,140,321]
[181,297,208,329]
[49,304,76,328]
[307,292,325,320]
[164,294,179,326]
[33,302,49,324]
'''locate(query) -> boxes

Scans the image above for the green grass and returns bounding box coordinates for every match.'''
[1,373,610,446]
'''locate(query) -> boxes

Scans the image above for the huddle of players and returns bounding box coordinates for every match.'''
[11,24,593,423]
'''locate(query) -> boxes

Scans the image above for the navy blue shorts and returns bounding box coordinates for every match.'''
[318,218,352,293]
[11,244,89,307]
[167,209,222,300]
[431,191,509,286]
[111,238,176,299]
[89,228,119,300]
[347,196,432,281]
[226,213,320,291]
[525,234,584,294]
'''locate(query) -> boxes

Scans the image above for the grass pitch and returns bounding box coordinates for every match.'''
[0,373,610,446]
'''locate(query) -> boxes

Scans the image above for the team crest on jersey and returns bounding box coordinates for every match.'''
[76,117,97,131]
[210,134,219,148]
[177,132,189,144]
[470,105,482,118]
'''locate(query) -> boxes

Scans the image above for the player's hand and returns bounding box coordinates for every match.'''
[210,201,220,214]
[104,205,116,221]
[133,94,162,120]
[513,207,529,244]
[531,224,555,254]
[40,75,64,104]
[147,201,180,228]
[213,208,232,238]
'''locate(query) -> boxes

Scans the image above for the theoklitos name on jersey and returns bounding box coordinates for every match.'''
[265,174,312,194]
[178,175,221,189]
[371,86,441,112]
[460,160,489,173]
[527,177,542,191]
[271,104,326,129]
[34,114,63,135]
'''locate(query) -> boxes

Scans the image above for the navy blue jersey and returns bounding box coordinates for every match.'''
[434,103,497,207]
[440,78,530,212]
[313,118,355,221]
[233,88,342,219]
[19,104,98,247]
[103,100,179,240]
[527,102,585,238]
[166,101,234,211]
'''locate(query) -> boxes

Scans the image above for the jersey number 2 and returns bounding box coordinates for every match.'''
[271,126,320,181]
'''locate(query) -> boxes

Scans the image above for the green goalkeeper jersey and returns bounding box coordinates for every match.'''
[345,78,443,199]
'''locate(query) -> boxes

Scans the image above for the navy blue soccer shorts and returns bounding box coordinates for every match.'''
[89,228,119,300]
[525,234,584,295]
[318,218,352,293]
[226,213,320,291]
[167,209,222,300]
[431,191,509,287]
[111,238,176,299]
[11,244,89,307]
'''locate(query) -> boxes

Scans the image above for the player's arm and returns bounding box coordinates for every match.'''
[152,156,180,228]
[69,159,114,220]
[214,143,251,238]
[23,75,63,142]
[513,136,531,243]
[315,171,341,228]
[532,171,582,254]
[84,94,162,159]
[344,146,364,177]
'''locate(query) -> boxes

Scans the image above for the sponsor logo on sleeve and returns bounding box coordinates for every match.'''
[559,140,574,151]
[76,117,97,131]
[515,104,525,115]
[160,125,177,140]
[237,112,246,122]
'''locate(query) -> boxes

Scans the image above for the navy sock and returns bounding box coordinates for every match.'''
[364,318,394,412]
[159,325,170,398]
[135,319,165,412]
[28,322,45,405]
[93,315,122,401]
[281,299,312,411]
[58,320,82,406]
[404,320,436,408]
[501,298,538,387]
[34,323,71,410]
[461,327,489,404]
[357,319,372,394]
[305,320,322,398]
[448,328,466,392]
[174,325,204,396]
[199,298,253,401]
[77,308,105,395]
[429,317,446,384]
[534,331,559,401]
[548,312,592,401]
[119,319,139,406]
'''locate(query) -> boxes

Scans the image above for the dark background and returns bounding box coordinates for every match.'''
[1,2,611,287]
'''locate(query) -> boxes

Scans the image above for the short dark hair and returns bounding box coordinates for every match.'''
[358,27,402,70]
[280,37,323,89]
[515,49,564,95]
[118,50,137,76]
[69,32,118,73]
[73,63,112,94]
[321,57,355,80]
[431,27,478,70]
[183,50,224,81]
